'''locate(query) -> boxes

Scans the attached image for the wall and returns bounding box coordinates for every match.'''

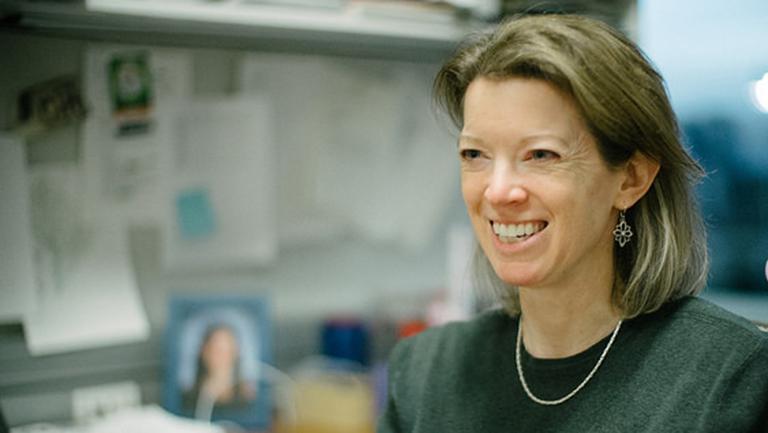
[0,32,471,426]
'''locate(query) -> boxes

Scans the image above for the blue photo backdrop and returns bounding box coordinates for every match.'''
[164,295,273,430]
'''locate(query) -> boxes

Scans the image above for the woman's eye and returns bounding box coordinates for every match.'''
[529,149,559,161]
[460,149,483,160]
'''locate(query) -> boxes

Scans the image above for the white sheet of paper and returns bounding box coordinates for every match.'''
[238,54,457,250]
[162,97,277,269]
[310,62,458,250]
[11,405,224,433]
[82,44,191,224]
[0,134,37,323]
[238,54,348,246]
[23,164,150,355]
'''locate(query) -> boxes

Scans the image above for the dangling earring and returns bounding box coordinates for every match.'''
[613,209,633,247]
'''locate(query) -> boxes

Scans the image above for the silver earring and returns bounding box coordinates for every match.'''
[613,210,633,247]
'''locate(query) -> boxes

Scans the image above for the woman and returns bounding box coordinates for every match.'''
[183,324,256,420]
[379,14,768,432]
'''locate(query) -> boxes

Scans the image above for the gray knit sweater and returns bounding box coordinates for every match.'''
[379,296,768,432]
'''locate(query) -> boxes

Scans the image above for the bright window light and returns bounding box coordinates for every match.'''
[750,72,768,113]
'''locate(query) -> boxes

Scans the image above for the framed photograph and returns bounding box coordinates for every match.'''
[164,294,272,430]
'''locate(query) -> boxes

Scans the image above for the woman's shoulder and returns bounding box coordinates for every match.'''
[385,308,515,416]
[387,308,514,380]
[628,296,768,429]
[637,296,768,363]
[665,296,768,340]
[397,308,513,353]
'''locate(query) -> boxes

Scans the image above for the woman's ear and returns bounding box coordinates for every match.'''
[615,152,660,209]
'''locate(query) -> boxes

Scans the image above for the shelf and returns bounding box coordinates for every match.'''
[1,1,486,61]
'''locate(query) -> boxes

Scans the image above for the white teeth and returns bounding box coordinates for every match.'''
[492,221,544,242]
[524,223,534,235]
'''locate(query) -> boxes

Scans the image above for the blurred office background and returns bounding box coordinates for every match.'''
[0,0,766,431]
[639,0,768,318]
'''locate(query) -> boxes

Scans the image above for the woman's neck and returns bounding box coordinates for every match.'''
[518,281,621,359]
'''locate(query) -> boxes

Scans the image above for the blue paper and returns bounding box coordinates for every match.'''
[176,188,216,239]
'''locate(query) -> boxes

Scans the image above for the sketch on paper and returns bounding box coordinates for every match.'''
[23,164,149,355]
[0,135,37,322]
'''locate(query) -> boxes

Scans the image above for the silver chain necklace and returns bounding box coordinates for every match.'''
[515,318,623,406]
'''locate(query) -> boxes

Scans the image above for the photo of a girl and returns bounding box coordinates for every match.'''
[165,296,271,431]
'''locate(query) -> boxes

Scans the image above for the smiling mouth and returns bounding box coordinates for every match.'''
[491,221,547,244]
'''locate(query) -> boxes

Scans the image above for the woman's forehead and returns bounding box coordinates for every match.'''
[462,78,589,142]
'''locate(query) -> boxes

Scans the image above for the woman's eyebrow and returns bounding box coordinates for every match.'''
[519,132,571,145]
[457,132,570,149]
[457,133,484,147]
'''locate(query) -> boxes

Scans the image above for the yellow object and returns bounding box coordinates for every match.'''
[275,372,375,433]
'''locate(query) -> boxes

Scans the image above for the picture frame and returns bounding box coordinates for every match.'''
[164,294,272,430]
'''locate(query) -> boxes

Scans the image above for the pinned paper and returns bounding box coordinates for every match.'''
[23,164,149,355]
[82,44,192,224]
[239,54,457,250]
[176,188,217,240]
[162,97,277,269]
[0,134,37,323]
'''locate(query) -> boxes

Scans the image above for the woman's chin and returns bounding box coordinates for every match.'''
[493,267,542,287]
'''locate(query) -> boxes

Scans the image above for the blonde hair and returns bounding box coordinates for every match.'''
[434,14,708,318]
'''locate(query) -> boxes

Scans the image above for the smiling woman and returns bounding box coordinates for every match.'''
[377,13,768,433]
[458,77,644,296]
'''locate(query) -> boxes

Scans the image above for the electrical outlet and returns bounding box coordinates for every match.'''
[71,381,141,421]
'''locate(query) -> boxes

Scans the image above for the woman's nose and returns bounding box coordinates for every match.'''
[484,164,528,205]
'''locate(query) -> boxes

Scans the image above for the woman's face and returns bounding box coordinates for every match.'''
[201,327,239,372]
[459,77,625,290]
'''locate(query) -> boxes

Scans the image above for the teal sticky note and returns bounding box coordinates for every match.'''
[176,188,216,239]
